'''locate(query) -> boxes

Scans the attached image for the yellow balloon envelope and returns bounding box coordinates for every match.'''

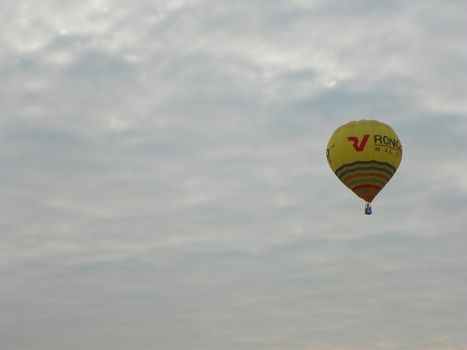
[326,120,402,214]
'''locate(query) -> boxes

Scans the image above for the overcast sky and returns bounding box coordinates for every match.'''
[1,1,466,349]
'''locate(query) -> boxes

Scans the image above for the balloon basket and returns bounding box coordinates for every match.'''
[364,203,372,215]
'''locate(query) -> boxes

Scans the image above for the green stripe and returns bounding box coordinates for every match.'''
[335,160,396,175]
[337,166,394,180]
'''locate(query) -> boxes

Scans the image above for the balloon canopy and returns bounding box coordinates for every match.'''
[326,120,402,212]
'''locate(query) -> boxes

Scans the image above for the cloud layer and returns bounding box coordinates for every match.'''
[1,1,466,349]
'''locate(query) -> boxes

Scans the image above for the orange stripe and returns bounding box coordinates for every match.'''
[342,172,389,183]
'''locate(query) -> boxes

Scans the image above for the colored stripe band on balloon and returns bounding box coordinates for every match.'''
[346,177,387,188]
[341,171,390,183]
[352,184,383,191]
[337,166,395,179]
[335,160,396,177]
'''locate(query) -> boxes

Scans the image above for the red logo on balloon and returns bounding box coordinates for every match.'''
[347,135,370,152]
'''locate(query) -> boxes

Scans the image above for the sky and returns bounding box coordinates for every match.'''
[1,0,466,349]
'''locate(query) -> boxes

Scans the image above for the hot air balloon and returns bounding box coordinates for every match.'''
[326,120,402,214]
